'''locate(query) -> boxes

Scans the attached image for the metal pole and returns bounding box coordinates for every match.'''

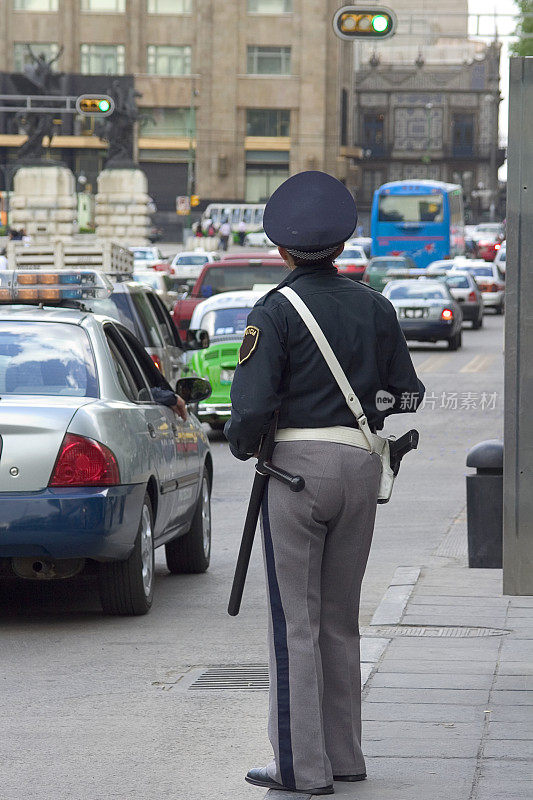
[503,57,533,595]
[488,95,497,220]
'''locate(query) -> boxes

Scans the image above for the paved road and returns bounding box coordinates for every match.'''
[0,313,504,800]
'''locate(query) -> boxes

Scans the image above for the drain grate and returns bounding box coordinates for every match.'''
[188,665,269,691]
[364,625,509,638]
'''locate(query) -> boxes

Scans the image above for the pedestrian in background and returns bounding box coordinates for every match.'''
[0,248,8,270]
[219,219,231,251]
[225,171,424,795]
[238,218,246,246]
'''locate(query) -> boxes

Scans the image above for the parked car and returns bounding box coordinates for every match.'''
[243,230,274,247]
[85,281,192,385]
[382,278,463,349]
[129,246,165,270]
[440,271,484,329]
[334,245,368,281]
[172,255,288,334]
[0,269,213,615]
[494,241,506,274]
[450,260,505,314]
[185,290,265,429]
[362,255,418,291]
[132,269,184,310]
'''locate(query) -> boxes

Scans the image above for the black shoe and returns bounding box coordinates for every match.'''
[245,767,334,795]
[333,773,366,782]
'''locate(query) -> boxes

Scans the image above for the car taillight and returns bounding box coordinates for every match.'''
[494,243,500,250]
[49,434,120,487]
[151,353,162,371]
[441,308,454,320]
[467,291,477,302]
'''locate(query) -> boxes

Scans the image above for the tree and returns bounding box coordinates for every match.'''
[511,1,533,57]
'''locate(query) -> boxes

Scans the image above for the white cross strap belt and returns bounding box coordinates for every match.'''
[275,425,388,455]
[278,286,375,452]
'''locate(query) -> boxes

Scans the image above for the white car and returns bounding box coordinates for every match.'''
[334,245,368,281]
[345,236,372,258]
[243,231,274,248]
[170,250,220,281]
[129,246,164,270]
[450,260,505,314]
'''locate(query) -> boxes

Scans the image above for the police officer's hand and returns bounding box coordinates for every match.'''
[171,396,188,421]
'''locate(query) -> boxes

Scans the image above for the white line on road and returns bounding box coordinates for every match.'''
[416,355,452,373]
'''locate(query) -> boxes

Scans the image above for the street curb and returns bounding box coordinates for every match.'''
[369,566,421,626]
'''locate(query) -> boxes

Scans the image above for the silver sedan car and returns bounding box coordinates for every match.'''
[0,273,213,616]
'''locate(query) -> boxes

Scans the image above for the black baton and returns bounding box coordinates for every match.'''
[228,413,305,617]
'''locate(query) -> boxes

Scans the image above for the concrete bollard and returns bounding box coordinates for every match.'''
[466,439,503,568]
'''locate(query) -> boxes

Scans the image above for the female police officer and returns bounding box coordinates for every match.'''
[225,171,424,795]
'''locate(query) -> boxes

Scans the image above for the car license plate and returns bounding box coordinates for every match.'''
[401,308,425,319]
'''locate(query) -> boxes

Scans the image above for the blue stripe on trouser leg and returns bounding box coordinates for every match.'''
[261,482,296,789]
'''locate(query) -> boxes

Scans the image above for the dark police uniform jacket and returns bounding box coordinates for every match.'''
[225,263,425,460]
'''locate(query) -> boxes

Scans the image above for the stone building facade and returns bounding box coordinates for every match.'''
[0,0,356,223]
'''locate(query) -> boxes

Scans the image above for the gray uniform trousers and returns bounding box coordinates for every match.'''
[260,440,382,791]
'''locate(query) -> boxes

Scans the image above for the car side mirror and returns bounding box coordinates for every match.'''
[186,328,210,350]
[175,376,212,404]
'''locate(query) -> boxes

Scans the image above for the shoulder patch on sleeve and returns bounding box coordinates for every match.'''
[239,325,260,364]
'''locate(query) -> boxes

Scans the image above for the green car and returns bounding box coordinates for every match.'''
[184,290,266,430]
[363,256,418,291]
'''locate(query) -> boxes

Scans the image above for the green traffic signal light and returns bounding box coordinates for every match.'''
[372,14,389,33]
[75,94,115,117]
[332,5,396,40]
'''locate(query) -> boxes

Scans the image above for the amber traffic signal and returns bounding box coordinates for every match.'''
[75,95,115,117]
[190,195,200,207]
[332,6,396,40]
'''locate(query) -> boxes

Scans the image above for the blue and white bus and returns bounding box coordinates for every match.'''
[371,180,465,267]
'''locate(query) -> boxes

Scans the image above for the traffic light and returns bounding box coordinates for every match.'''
[76,95,115,117]
[332,6,396,40]
[190,195,200,207]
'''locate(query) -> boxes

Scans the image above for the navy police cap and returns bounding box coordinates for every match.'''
[263,170,357,256]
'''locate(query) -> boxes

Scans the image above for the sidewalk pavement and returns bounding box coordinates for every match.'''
[266,512,533,800]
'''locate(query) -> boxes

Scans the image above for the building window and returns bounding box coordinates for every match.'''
[141,107,196,137]
[248,0,292,12]
[147,45,191,76]
[452,112,474,158]
[362,169,384,202]
[247,46,291,76]
[13,0,58,9]
[148,0,192,11]
[80,44,125,74]
[362,112,386,155]
[81,0,125,11]
[246,109,290,137]
[13,43,60,72]
[245,150,289,202]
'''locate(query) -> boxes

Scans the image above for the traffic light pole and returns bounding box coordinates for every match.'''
[503,57,533,595]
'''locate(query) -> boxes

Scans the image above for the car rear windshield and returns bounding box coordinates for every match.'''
[200,307,254,338]
[342,249,365,259]
[467,267,494,277]
[84,293,141,339]
[132,249,154,260]
[378,194,444,223]
[0,322,98,397]
[176,255,208,266]
[446,276,470,289]
[387,284,448,300]
[370,259,405,270]
[199,264,288,296]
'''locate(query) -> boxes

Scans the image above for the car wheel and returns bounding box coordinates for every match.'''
[165,468,211,574]
[472,313,483,330]
[448,331,462,351]
[98,493,155,616]
[209,422,225,431]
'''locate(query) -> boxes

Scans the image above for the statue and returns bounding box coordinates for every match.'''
[95,80,146,169]
[14,45,64,163]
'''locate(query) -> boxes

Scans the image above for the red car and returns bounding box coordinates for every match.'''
[172,255,288,334]
[477,239,502,262]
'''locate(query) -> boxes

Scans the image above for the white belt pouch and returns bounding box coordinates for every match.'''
[278,286,395,504]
